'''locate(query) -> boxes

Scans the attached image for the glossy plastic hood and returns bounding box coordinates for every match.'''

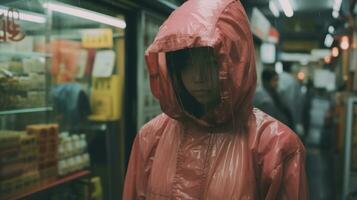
[145,0,257,130]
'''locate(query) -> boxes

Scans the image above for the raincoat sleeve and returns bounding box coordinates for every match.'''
[123,114,166,200]
[258,123,308,200]
[123,134,148,200]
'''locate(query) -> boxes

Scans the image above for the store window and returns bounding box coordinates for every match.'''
[0,1,126,199]
[137,11,164,129]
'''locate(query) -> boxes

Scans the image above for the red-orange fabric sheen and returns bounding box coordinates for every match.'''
[124,0,308,199]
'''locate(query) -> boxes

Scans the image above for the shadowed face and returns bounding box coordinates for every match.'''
[179,48,220,109]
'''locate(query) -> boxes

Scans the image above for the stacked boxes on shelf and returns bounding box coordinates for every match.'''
[27,124,59,183]
[0,35,47,111]
[0,61,46,110]
[58,132,90,176]
[0,131,40,195]
[0,124,91,198]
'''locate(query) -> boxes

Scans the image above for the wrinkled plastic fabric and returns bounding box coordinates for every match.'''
[123,0,308,199]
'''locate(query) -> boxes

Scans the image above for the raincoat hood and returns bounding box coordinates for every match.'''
[145,0,257,129]
[125,2,308,199]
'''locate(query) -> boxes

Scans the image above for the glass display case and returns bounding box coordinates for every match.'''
[0,1,126,199]
[0,0,51,130]
[136,11,164,129]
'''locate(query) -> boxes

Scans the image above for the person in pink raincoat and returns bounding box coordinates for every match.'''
[123,0,309,199]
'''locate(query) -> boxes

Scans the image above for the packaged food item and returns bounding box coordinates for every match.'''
[83,153,90,168]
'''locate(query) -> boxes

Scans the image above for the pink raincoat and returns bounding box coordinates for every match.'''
[123,0,308,199]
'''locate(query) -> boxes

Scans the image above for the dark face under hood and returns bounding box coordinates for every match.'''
[145,0,257,131]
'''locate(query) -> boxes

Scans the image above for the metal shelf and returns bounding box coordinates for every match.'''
[0,107,53,115]
[75,123,107,132]
[2,170,90,200]
[0,51,51,58]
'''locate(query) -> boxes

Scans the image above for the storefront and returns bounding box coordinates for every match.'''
[0,1,129,199]
[0,0,188,198]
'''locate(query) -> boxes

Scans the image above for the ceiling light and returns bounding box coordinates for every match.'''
[328,26,335,34]
[332,10,339,18]
[278,0,294,17]
[0,6,45,23]
[297,72,305,80]
[340,36,349,50]
[332,0,342,18]
[332,47,339,57]
[324,34,334,47]
[43,2,126,29]
[333,0,342,12]
[269,1,280,18]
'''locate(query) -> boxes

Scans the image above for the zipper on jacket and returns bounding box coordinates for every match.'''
[200,133,215,199]
[171,125,188,199]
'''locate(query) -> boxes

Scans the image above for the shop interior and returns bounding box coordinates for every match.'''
[0,0,357,199]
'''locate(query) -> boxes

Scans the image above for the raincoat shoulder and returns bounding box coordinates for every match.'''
[252,109,308,200]
[123,113,172,200]
[136,113,171,153]
[254,108,304,156]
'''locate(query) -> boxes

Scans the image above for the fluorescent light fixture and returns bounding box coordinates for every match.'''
[300,59,308,65]
[333,0,342,11]
[269,1,280,17]
[332,0,342,18]
[0,6,46,23]
[328,26,335,34]
[324,34,334,47]
[278,0,294,17]
[280,52,313,62]
[43,2,126,29]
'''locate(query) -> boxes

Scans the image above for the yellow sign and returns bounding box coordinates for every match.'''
[82,28,113,48]
[89,75,122,121]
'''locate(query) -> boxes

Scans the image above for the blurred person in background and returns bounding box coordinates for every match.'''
[123,0,308,199]
[278,62,305,136]
[254,68,295,130]
[301,79,313,141]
